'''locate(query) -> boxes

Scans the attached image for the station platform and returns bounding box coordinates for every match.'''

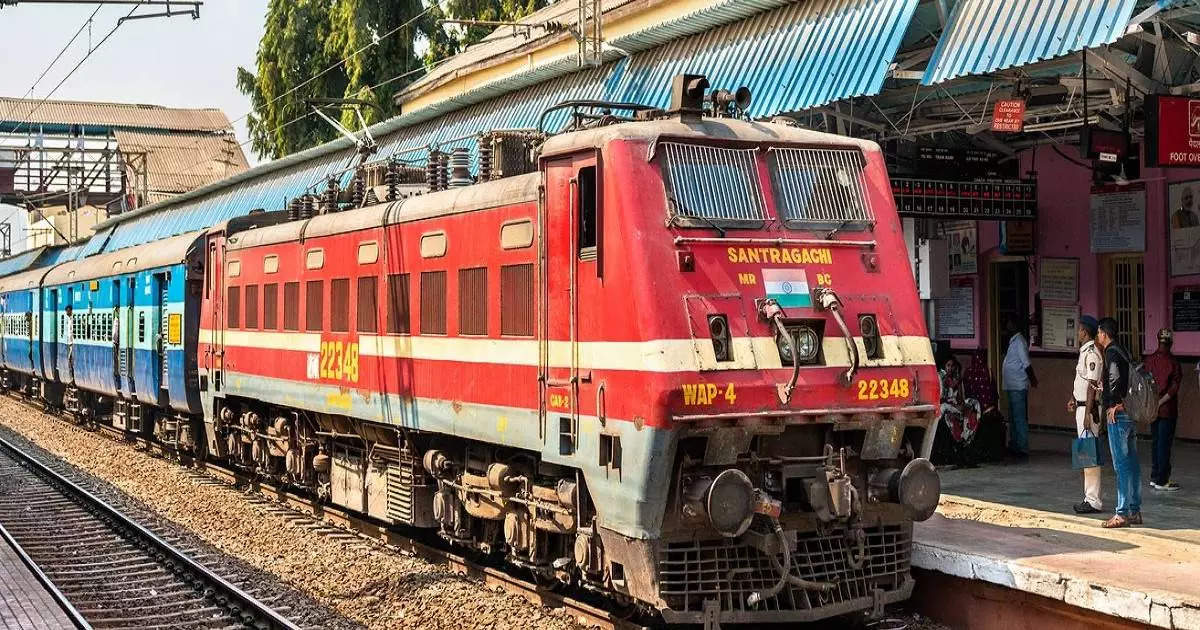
[0,533,76,629]
[912,431,1200,630]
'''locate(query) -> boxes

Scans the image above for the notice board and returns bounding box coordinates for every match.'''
[1090,183,1146,253]
[1039,258,1079,304]
[1042,305,1081,352]
[935,282,975,338]
[1173,288,1200,332]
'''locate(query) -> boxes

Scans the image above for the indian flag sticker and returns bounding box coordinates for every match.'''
[763,269,812,308]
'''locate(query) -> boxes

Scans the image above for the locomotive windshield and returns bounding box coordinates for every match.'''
[660,141,875,229]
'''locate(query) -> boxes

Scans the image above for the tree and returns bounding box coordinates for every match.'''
[238,0,546,160]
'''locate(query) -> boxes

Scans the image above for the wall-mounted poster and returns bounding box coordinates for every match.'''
[945,221,977,275]
[1042,304,1082,352]
[934,281,975,338]
[1039,257,1079,304]
[1168,180,1200,275]
[1089,183,1146,253]
[1001,220,1035,255]
[1172,288,1200,332]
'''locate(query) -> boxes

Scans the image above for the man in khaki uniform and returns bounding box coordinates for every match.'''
[1068,315,1104,514]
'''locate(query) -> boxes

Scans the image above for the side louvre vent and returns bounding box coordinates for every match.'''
[386,448,434,527]
[458,267,488,336]
[420,271,447,334]
[500,263,534,336]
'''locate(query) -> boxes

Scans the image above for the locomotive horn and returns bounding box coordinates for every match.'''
[734,86,752,111]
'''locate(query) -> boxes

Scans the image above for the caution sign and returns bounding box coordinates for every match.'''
[992,99,1026,133]
[168,313,182,345]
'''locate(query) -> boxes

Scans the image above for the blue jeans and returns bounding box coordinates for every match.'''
[1151,416,1177,485]
[1107,414,1142,516]
[1005,389,1029,454]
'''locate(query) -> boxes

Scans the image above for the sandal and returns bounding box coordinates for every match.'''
[1102,515,1130,529]
[1128,513,1143,525]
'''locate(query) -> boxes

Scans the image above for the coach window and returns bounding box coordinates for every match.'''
[331,278,350,332]
[358,241,379,265]
[306,280,324,332]
[227,286,241,329]
[357,277,377,333]
[263,283,278,330]
[245,285,260,330]
[386,273,410,334]
[283,282,300,331]
[228,260,242,277]
[263,255,279,274]
[577,165,598,259]
[306,249,325,270]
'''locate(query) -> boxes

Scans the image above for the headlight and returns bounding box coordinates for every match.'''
[777,325,819,365]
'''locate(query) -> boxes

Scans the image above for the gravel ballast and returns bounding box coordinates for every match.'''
[0,396,585,630]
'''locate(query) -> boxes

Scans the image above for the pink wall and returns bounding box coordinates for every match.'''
[949,144,1200,358]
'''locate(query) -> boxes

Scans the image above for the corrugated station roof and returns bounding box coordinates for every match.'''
[92,0,921,254]
[922,0,1139,85]
[0,97,235,132]
[112,130,251,196]
[0,247,47,278]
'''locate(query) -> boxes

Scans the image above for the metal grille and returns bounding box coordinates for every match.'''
[659,524,911,615]
[1110,257,1144,356]
[263,283,278,330]
[330,278,350,333]
[660,142,768,223]
[768,148,874,225]
[244,285,259,330]
[420,271,447,335]
[226,286,240,329]
[458,267,488,336]
[387,273,411,334]
[386,448,433,527]
[305,280,324,332]
[160,284,169,387]
[283,282,299,331]
[500,263,534,337]
[357,277,377,333]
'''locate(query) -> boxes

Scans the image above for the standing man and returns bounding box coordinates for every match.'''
[1002,316,1038,460]
[1096,318,1142,528]
[1145,328,1182,491]
[1068,316,1104,514]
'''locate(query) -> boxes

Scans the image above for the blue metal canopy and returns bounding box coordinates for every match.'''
[922,0,1139,86]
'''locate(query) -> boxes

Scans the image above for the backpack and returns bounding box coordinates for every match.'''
[1113,345,1159,426]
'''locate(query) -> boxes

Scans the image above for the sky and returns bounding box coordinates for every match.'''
[0,0,269,163]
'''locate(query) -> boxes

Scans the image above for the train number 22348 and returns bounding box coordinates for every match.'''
[856,378,910,401]
[319,340,360,384]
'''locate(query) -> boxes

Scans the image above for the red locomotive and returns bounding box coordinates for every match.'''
[4,75,941,626]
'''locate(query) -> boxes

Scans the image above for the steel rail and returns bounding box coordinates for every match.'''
[0,431,301,630]
[0,520,91,629]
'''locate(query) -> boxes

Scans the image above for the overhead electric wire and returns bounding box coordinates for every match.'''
[3,4,103,120]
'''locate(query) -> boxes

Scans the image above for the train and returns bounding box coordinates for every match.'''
[0,75,940,626]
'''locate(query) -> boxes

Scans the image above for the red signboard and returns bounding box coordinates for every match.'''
[1147,94,1200,167]
[992,99,1026,133]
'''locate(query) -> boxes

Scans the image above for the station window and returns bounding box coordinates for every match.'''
[458,267,487,336]
[245,285,260,330]
[283,282,300,331]
[357,277,377,333]
[227,286,241,329]
[420,271,446,335]
[263,283,278,330]
[386,273,410,334]
[577,165,598,255]
[330,278,350,333]
[306,280,324,332]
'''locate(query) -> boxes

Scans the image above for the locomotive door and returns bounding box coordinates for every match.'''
[540,152,599,456]
[207,238,225,393]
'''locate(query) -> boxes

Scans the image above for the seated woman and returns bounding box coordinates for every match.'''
[933,356,983,466]
[963,350,1007,463]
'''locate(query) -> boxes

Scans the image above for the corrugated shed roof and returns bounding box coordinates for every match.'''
[111,130,250,194]
[922,0,1139,85]
[93,0,920,254]
[0,97,234,132]
[0,248,47,278]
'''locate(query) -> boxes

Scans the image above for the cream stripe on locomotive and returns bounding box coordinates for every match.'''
[210,330,934,372]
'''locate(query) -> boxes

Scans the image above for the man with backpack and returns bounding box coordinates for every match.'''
[1096,318,1142,528]
[1144,328,1182,492]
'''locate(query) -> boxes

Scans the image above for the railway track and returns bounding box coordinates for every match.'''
[1,391,643,630]
[0,428,301,630]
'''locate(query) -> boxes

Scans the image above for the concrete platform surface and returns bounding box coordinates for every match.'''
[914,431,1200,629]
[0,534,75,629]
